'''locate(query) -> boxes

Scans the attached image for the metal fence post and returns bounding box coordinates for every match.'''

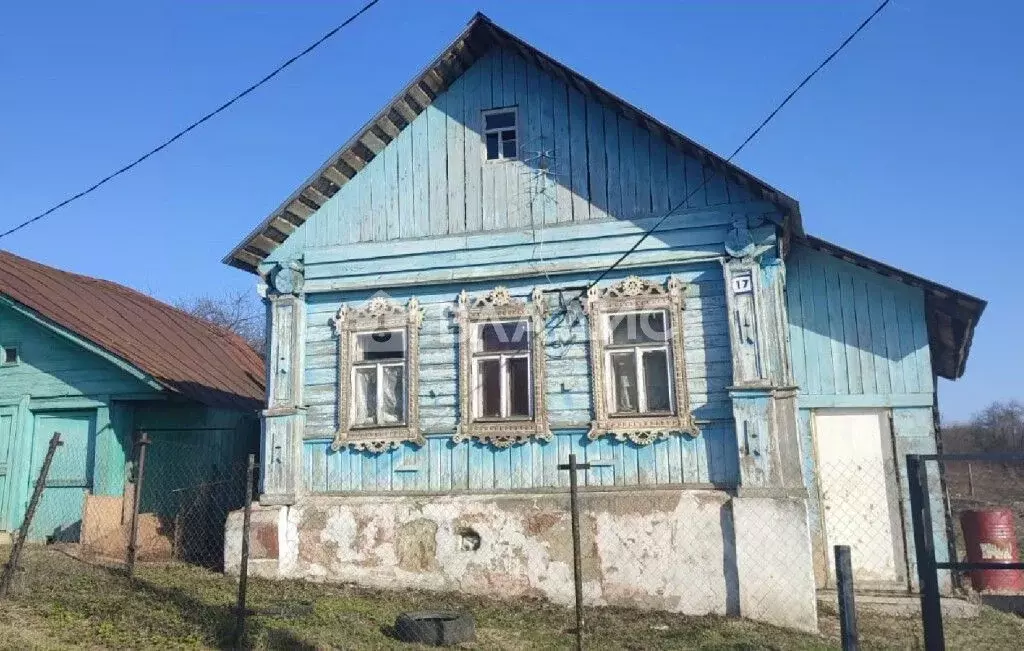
[558,453,590,651]
[834,545,859,651]
[234,453,256,647]
[126,432,150,580]
[907,454,944,651]
[0,432,62,599]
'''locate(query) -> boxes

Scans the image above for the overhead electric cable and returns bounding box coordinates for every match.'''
[0,0,383,241]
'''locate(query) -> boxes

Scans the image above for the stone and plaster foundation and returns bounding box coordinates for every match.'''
[225,489,818,632]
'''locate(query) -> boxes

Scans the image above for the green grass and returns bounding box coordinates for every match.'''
[0,546,1021,649]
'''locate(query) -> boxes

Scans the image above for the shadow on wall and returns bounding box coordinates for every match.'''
[720,501,740,616]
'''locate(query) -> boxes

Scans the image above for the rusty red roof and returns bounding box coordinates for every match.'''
[0,250,265,410]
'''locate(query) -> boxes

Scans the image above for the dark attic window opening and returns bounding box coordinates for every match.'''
[483,108,517,161]
[2,346,18,366]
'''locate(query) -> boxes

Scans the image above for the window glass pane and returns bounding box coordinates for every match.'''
[609,351,639,413]
[502,135,517,159]
[609,312,666,345]
[353,367,377,425]
[507,356,531,417]
[643,349,672,413]
[485,132,500,160]
[478,359,501,418]
[480,321,529,352]
[380,364,405,424]
[485,110,515,130]
[356,331,405,361]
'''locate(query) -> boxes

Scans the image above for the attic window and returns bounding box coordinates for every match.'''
[483,108,517,161]
[2,346,18,366]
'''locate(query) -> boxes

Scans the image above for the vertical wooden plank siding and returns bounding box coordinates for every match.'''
[567,86,590,222]
[446,73,467,235]
[266,46,783,262]
[787,243,933,400]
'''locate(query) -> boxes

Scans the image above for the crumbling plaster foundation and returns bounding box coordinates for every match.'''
[225,489,817,632]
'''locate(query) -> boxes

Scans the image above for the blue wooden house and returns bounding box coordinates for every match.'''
[223,14,984,630]
[0,250,264,545]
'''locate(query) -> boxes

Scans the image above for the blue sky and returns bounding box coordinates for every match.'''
[2,1,1020,421]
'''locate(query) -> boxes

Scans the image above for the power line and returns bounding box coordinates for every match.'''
[0,0,384,241]
[574,0,891,300]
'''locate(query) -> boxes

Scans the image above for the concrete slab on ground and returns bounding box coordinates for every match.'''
[817,591,979,619]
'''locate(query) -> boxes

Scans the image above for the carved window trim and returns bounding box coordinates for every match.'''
[454,286,552,448]
[331,296,424,452]
[584,276,699,445]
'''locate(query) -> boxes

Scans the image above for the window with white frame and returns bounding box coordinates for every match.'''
[605,311,673,415]
[351,330,406,427]
[454,287,551,448]
[583,276,699,445]
[331,296,424,452]
[483,108,517,161]
[472,321,532,420]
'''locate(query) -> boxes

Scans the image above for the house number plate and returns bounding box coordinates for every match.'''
[731,273,753,294]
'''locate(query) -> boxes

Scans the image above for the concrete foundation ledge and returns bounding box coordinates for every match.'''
[224,489,818,632]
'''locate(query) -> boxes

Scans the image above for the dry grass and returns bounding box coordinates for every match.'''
[0,546,1021,649]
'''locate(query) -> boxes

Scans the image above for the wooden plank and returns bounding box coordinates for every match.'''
[552,78,572,224]
[524,57,544,227]
[896,288,919,393]
[882,291,905,393]
[446,74,467,235]
[786,253,808,391]
[621,439,639,486]
[911,292,933,392]
[704,164,729,206]
[370,155,388,242]
[637,439,657,485]
[385,138,400,240]
[826,266,849,394]
[654,438,670,484]
[633,124,651,217]
[491,52,508,228]
[567,86,590,222]
[462,57,483,232]
[684,155,706,208]
[538,63,556,226]
[839,272,862,394]
[667,435,683,484]
[410,104,430,238]
[617,116,636,218]
[427,92,449,236]
[395,126,414,239]
[853,276,877,395]
[494,444,512,490]
[681,432,699,482]
[603,107,621,219]
[509,49,530,228]
[480,52,497,230]
[812,258,836,395]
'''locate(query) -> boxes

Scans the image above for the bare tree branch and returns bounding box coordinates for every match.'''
[176,289,265,355]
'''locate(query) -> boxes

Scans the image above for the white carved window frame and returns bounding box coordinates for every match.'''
[454,286,552,448]
[584,276,699,445]
[331,296,424,452]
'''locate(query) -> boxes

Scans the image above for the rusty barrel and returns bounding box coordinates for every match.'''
[960,509,1024,592]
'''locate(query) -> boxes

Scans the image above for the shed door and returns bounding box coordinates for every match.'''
[27,411,95,541]
[0,408,15,530]
[814,409,904,587]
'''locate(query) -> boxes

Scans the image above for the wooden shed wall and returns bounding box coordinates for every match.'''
[786,243,934,407]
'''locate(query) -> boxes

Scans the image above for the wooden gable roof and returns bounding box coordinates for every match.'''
[0,250,265,410]
[224,12,801,273]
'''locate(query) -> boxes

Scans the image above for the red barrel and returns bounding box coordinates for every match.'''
[960,509,1024,593]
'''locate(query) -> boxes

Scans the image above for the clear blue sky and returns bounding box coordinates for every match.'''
[2,1,1020,422]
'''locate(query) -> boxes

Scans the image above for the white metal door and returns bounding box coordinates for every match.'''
[814,409,901,585]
